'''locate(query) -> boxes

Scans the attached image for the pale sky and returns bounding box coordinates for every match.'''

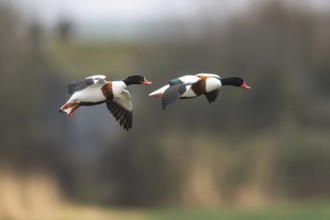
[14,0,252,26]
[13,0,330,26]
[10,0,330,39]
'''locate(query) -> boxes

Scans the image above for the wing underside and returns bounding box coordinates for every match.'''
[106,90,133,131]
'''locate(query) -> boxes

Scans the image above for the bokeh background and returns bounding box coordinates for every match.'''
[1,0,330,219]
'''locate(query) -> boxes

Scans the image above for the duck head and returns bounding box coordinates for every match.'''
[221,77,251,90]
[123,75,152,85]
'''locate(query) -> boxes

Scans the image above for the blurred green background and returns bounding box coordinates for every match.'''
[0,0,330,219]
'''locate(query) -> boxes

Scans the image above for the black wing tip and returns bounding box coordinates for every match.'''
[84,78,95,85]
[204,89,220,104]
[162,103,170,110]
[106,101,133,131]
[125,125,132,131]
[161,101,172,110]
[67,79,91,95]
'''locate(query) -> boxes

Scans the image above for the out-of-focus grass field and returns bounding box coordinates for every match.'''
[56,202,330,220]
[3,200,330,220]
[149,203,330,220]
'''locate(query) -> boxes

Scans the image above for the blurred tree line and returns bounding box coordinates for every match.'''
[1,1,330,208]
[0,3,77,197]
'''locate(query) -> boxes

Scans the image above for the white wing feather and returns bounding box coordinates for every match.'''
[113,90,133,111]
[178,75,201,84]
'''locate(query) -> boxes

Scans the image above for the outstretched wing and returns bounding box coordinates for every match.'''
[162,83,187,110]
[106,90,133,131]
[204,89,220,103]
[67,75,107,95]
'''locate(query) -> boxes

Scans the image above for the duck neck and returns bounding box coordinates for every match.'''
[220,77,236,86]
[123,78,133,86]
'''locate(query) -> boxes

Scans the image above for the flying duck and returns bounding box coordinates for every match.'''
[149,73,251,109]
[60,75,152,131]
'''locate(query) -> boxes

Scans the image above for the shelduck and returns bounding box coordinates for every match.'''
[60,75,152,131]
[149,73,251,109]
